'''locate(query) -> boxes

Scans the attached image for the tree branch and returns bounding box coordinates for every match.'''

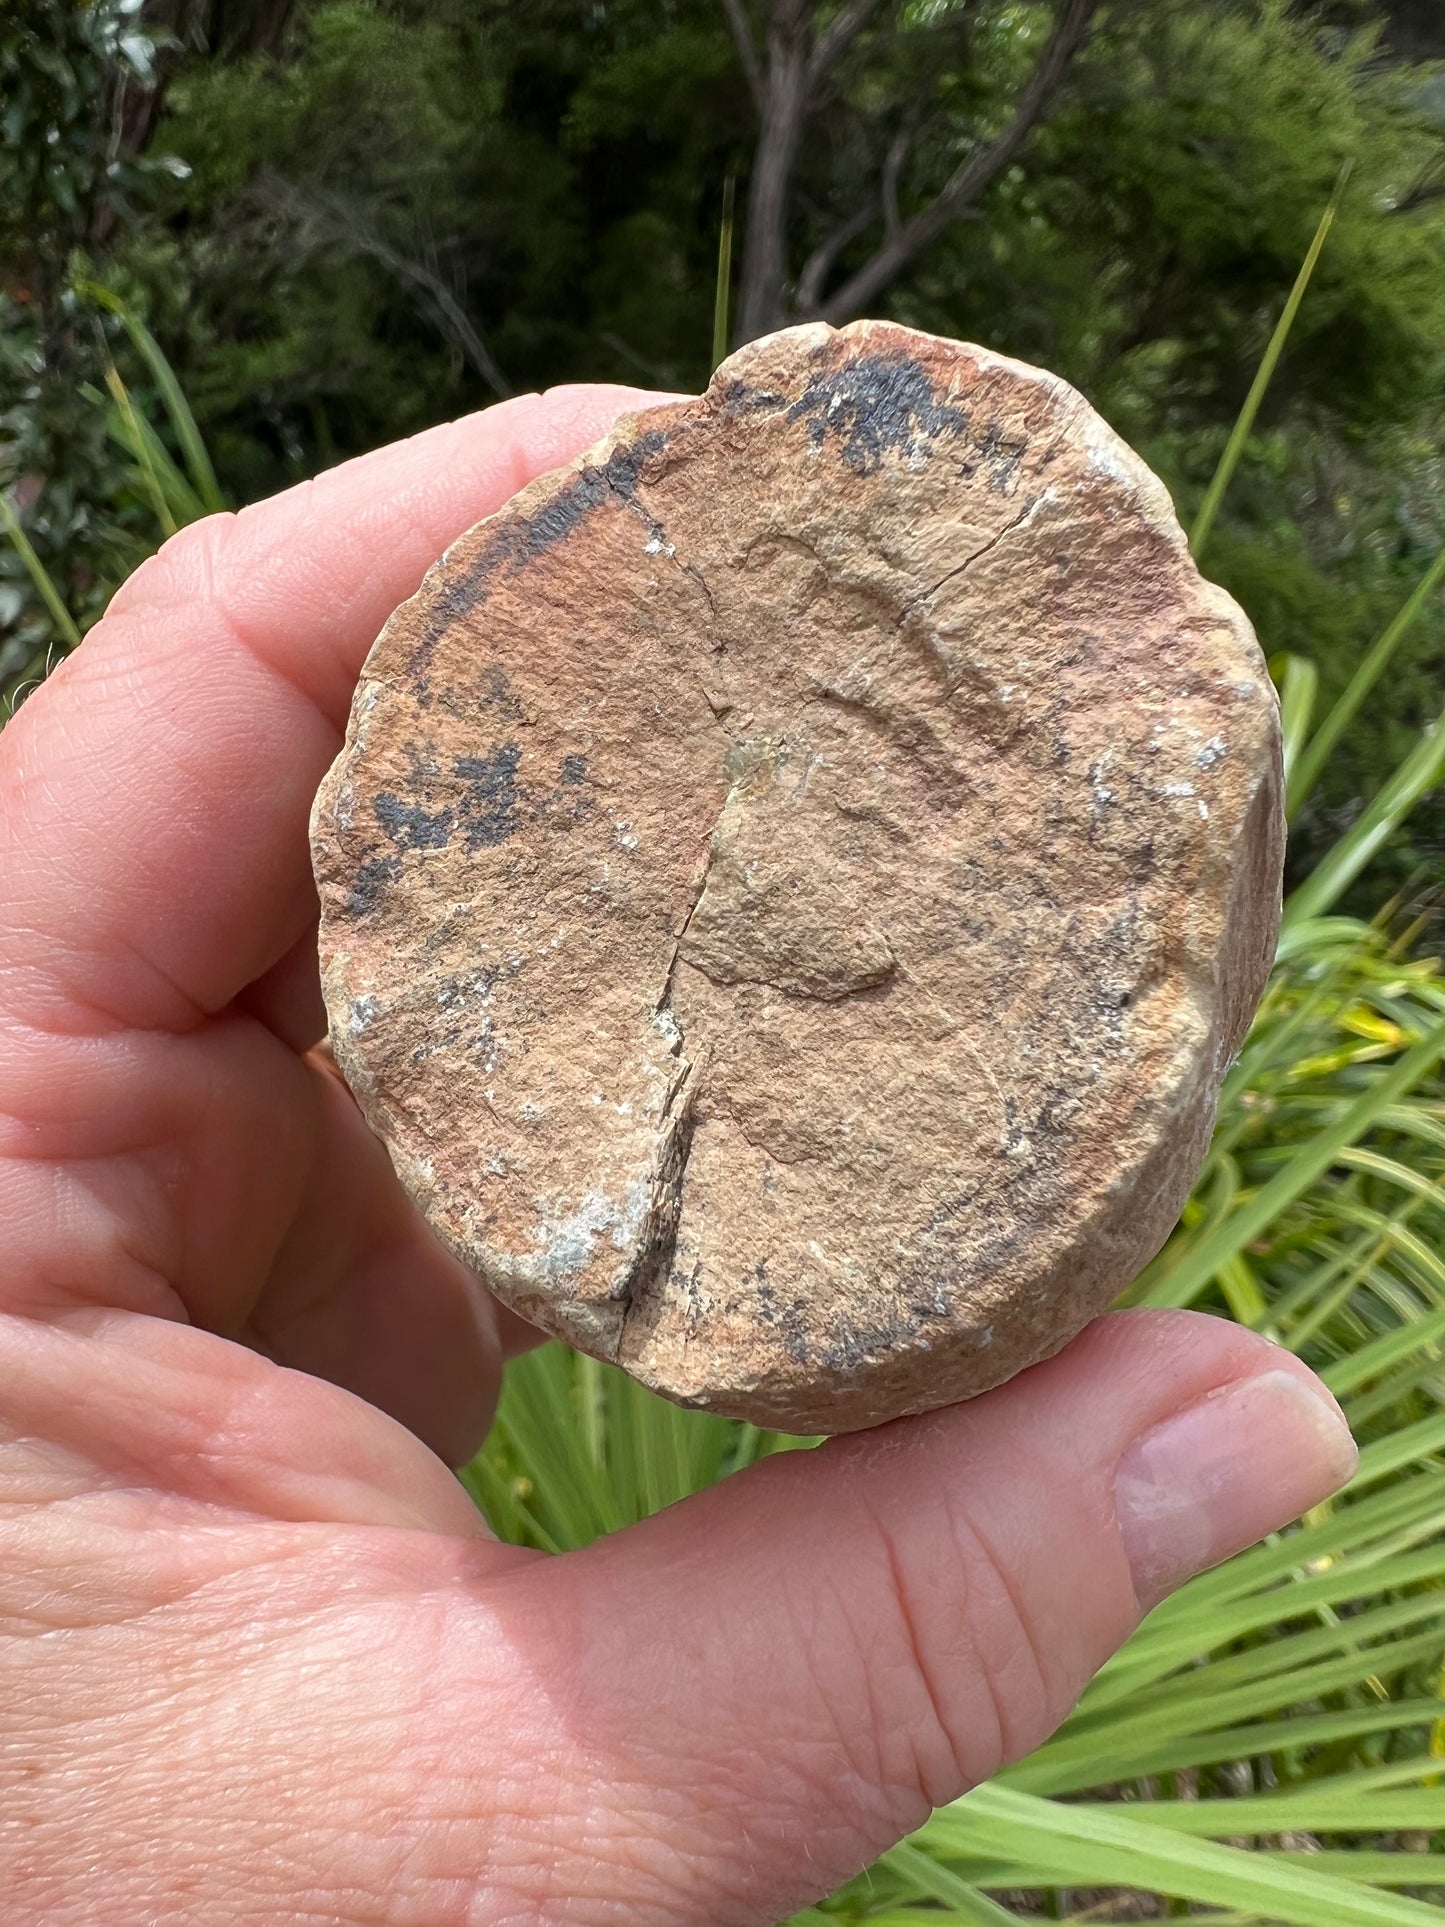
[808,0,891,85]
[880,112,915,235]
[819,0,1103,323]
[796,196,880,313]
[795,111,918,313]
[736,2,815,338]
[261,176,511,398]
[721,0,765,111]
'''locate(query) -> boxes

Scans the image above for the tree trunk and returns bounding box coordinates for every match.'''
[736,9,812,344]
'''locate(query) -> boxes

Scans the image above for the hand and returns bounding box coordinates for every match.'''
[0,389,1358,1927]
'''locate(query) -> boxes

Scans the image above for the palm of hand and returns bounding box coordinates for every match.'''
[0,390,1355,1927]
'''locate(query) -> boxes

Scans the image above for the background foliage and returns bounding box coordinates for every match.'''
[4,0,1444,894]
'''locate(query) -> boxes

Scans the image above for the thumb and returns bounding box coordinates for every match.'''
[496,1309,1356,1925]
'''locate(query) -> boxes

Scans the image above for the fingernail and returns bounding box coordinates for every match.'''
[1115,1368,1358,1609]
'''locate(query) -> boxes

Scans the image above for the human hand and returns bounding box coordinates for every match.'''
[0,389,1358,1926]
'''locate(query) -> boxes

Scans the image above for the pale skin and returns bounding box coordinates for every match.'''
[0,386,1360,1926]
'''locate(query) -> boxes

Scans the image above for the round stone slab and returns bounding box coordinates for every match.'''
[311,320,1283,1435]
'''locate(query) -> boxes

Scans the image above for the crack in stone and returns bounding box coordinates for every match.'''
[653,836,717,1019]
[607,474,719,623]
[899,492,1045,622]
[602,464,1037,1366]
[613,828,721,1359]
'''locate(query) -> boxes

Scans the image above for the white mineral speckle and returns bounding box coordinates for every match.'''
[348,993,380,1034]
[653,1009,683,1051]
[519,1099,546,1123]
[1091,748,1117,808]
[1160,781,1196,798]
[533,1181,649,1278]
[644,533,675,558]
[1196,735,1227,769]
[614,821,639,851]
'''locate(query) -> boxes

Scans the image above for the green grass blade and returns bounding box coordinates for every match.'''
[1351,1411,1445,1489]
[607,1372,697,1519]
[1191,163,1351,562]
[1034,1626,1445,1792]
[1325,1304,1445,1399]
[1283,707,1445,927]
[1289,545,1445,819]
[1076,1597,1445,1728]
[0,490,82,649]
[1276,651,1319,784]
[99,387,208,528]
[1076,1790,1445,1834]
[486,1346,624,1546]
[712,175,735,371]
[1257,1853,1445,1887]
[883,1842,1029,1921]
[458,1452,561,1552]
[1006,1700,1445,1795]
[1273,914,1378,965]
[80,279,225,515]
[104,362,179,538]
[932,1783,1443,1926]
[1093,1544,1445,1698]
[1135,1016,1445,1309]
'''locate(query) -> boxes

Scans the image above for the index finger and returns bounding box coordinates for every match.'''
[0,386,674,1032]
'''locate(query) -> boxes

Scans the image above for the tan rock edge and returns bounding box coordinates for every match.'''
[311,319,1283,1435]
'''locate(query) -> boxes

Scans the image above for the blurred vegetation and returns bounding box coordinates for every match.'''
[6,0,1442,898]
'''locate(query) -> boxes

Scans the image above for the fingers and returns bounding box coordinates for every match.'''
[247,1051,507,1468]
[0,385,678,1035]
[486,1312,1357,1924]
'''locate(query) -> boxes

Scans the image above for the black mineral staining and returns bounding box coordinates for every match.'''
[359,742,590,911]
[344,853,402,916]
[960,420,1029,495]
[785,352,969,476]
[479,665,524,721]
[818,1308,918,1373]
[405,970,507,1073]
[714,378,790,418]
[455,744,524,850]
[374,794,455,850]
[410,430,672,681]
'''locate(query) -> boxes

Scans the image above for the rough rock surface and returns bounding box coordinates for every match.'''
[311,319,1283,1434]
